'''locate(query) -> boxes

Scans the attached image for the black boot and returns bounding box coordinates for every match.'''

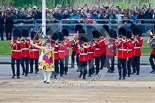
[83,70,87,79]
[79,71,82,78]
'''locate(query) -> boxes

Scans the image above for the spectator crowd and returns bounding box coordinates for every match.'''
[0,3,155,40]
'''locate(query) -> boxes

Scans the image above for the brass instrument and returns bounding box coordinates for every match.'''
[55,40,60,47]
[82,42,89,48]
[122,36,127,42]
[146,29,155,49]
[16,37,21,43]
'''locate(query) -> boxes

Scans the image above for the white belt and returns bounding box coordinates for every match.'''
[134,47,141,49]
[80,53,87,55]
[31,49,39,51]
[55,52,58,53]
[58,50,64,52]
[12,50,21,52]
[22,48,29,50]
[119,49,127,51]
[128,49,132,51]
[88,52,93,54]
[95,48,100,50]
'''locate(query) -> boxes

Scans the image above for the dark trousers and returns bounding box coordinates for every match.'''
[118,58,127,78]
[0,27,4,40]
[6,28,12,40]
[100,52,106,69]
[132,56,140,74]
[105,55,115,72]
[127,58,132,76]
[60,58,64,76]
[21,57,29,75]
[88,60,94,76]
[71,51,76,67]
[11,58,20,77]
[149,53,155,71]
[79,61,87,78]
[54,59,59,75]
[94,57,100,74]
[30,58,38,73]
[65,56,69,73]
[76,54,79,68]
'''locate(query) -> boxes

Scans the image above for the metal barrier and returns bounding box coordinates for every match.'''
[13,19,155,36]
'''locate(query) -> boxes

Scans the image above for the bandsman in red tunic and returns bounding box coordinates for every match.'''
[29,32,41,74]
[126,31,134,77]
[78,36,90,79]
[105,30,117,73]
[88,40,96,77]
[100,25,109,70]
[21,29,30,76]
[51,32,60,79]
[147,30,155,73]
[10,29,22,78]
[131,26,143,75]
[62,29,71,75]
[58,32,67,77]
[70,25,83,68]
[92,30,101,75]
[117,27,129,80]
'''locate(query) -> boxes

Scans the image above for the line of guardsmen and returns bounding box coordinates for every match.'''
[10,24,155,80]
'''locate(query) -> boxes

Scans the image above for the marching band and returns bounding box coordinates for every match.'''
[10,24,155,83]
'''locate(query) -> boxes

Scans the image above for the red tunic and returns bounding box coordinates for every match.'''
[99,38,106,54]
[78,46,90,61]
[133,37,143,56]
[21,39,30,57]
[88,43,96,60]
[93,40,102,57]
[117,40,129,59]
[59,42,67,59]
[10,40,22,59]
[106,40,117,56]
[151,43,155,55]
[29,41,41,59]
[127,40,134,58]
[64,39,71,56]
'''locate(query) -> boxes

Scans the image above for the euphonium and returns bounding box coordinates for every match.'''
[55,40,59,47]
[82,42,89,48]
[16,38,21,43]
[121,36,127,42]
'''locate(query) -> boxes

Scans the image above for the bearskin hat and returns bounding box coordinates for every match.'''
[109,29,117,38]
[62,28,69,37]
[13,29,21,38]
[52,32,60,41]
[132,26,142,36]
[118,27,127,36]
[22,29,29,37]
[92,30,100,38]
[126,30,132,39]
[80,36,89,42]
[75,24,83,32]
[58,32,64,41]
[31,31,37,40]
[46,28,53,36]
[103,25,109,33]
